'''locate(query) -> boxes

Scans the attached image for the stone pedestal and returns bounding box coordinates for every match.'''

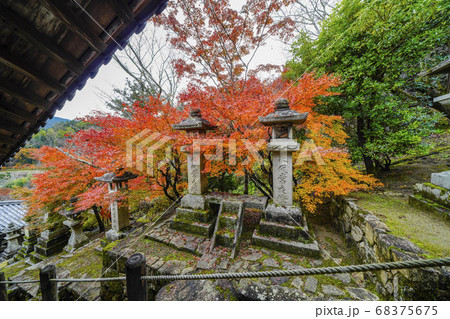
[1,223,22,260]
[30,227,70,263]
[63,214,89,252]
[253,204,320,257]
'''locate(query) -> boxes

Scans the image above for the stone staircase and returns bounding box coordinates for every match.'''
[210,201,245,258]
[170,207,216,237]
[170,195,217,237]
[408,172,450,220]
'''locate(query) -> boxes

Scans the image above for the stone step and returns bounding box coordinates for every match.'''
[252,229,320,258]
[215,232,234,248]
[29,251,46,264]
[222,201,241,214]
[408,195,450,221]
[258,220,310,241]
[170,219,215,237]
[219,215,237,230]
[175,208,213,223]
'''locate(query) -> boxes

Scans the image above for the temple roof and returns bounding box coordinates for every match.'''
[0,0,168,166]
[0,200,27,233]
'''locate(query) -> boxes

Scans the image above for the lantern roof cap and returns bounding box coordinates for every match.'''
[259,98,308,126]
[172,109,216,132]
[95,171,138,183]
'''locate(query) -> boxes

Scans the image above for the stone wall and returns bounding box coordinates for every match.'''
[330,197,449,300]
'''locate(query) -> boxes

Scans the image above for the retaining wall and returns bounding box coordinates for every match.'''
[330,197,449,300]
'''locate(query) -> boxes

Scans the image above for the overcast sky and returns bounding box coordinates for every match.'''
[55,4,291,120]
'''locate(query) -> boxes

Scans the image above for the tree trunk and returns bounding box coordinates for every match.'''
[244,172,249,195]
[92,205,105,232]
[356,116,375,173]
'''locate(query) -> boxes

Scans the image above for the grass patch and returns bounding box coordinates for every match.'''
[353,193,450,258]
[58,246,102,278]
[1,260,29,279]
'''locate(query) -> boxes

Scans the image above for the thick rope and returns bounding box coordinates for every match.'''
[141,257,450,281]
[0,279,40,284]
[1,257,448,284]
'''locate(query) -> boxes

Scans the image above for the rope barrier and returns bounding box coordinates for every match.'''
[0,279,40,284]
[1,257,448,285]
[141,257,450,281]
[50,277,126,283]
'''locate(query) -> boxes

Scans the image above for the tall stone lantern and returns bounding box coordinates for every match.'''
[252,99,320,257]
[95,171,137,241]
[172,109,216,210]
[259,98,308,207]
[1,223,22,260]
[61,197,89,252]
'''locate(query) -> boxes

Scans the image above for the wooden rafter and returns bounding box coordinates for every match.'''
[0,133,17,145]
[37,0,107,53]
[0,47,66,95]
[0,101,38,123]
[0,78,51,110]
[108,0,134,23]
[0,118,27,135]
[0,3,84,75]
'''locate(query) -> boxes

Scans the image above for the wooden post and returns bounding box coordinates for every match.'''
[0,272,8,301]
[40,264,57,301]
[125,253,147,301]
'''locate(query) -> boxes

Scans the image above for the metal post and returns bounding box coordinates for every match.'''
[125,253,147,301]
[0,272,8,301]
[40,264,57,301]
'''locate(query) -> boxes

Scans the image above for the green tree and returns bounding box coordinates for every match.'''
[287,0,449,173]
[26,120,93,149]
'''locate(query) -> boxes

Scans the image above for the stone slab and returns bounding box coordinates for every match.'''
[170,219,215,237]
[252,230,320,258]
[265,204,303,226]
[180,194,207,210]
[205,193,268,210]
[431,171,450,190]
[258,220,309,241]
[175,207,212,223]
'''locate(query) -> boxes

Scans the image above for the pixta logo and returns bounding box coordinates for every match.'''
[125,130,173,176]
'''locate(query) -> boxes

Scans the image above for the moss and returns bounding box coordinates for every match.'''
[103,240,121,253]
[353,193,450,258]
[314,274,346,290]
[215,284,239,300]
[423,183,448,195]
[1,260,28,280]
[58,246,102,278]
[136,217,151,223]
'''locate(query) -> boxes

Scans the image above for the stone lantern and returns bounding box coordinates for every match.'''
[172,109,216,209]
[61,197,89,252]
[1,223,22,259]
[259,98,308,207]
[95,171,137,241]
